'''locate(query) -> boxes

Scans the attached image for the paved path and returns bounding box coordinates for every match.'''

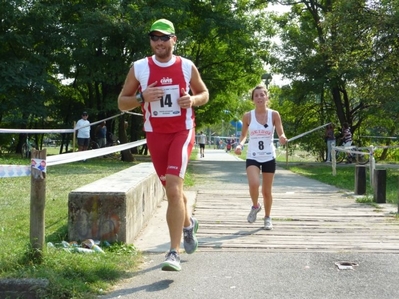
[191,152,398,253]
[101,149,399,299]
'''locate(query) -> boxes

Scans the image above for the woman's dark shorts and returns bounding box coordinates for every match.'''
[246,158,276,173]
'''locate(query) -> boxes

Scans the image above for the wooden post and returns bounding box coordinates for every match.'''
[73,121,76,152]
[30,149,47,260]
[369,146,375,187]
[332,147,336,176]
[355,165,366,195]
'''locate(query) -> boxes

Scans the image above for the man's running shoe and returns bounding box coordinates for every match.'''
[264,217,273,230]
[247,205,261,223]
[161,250,181,271]
[183,217,199,254]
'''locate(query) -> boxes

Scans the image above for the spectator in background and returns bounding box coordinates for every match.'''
[214,136,219,149]
[198,131,206,158]
[96,121,107,148]
[75,112,91,152]
[342,122,353,163]
[342,122,352,146]
[325,123,335,162]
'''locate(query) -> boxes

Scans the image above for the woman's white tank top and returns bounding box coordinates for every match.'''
[246,109,276,162]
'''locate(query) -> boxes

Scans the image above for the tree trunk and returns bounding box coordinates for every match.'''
[119,115,133,162]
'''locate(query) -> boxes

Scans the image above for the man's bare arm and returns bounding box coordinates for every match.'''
[188,65,209,107]
[118,67,141,111]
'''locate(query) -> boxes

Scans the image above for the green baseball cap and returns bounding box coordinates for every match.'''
[149,19,175,35]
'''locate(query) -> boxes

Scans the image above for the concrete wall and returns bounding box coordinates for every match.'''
[0,279,48,299]
[68,163,164,244]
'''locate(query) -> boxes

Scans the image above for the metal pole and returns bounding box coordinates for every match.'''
[286,142,289,167]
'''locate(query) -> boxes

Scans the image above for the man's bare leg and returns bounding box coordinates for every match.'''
[165,174,185,251]
[183,193,191,227]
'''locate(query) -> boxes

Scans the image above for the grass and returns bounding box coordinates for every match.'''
[0,146,198,298]
[282,163,399,205]
[233,145,399,205]
[0,152,143,298]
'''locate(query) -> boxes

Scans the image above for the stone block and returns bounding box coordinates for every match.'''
[68,163,164,243]
[0,279,48,299]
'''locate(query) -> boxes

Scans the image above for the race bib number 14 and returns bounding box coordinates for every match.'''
[150,85,181,117]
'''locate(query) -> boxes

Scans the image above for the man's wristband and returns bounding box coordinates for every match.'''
[136,93,144,103]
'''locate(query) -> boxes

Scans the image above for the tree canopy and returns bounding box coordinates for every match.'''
[1,0,270,152]
[1,0,398,160]
[265,0,399,159]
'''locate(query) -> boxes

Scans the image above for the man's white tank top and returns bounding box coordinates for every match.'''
[246,109,276,162]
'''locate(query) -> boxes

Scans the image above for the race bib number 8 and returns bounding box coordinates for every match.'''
[150,85,181,117]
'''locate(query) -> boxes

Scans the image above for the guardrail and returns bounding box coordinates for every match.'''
[332,144,399,187]
[284,123,331,165]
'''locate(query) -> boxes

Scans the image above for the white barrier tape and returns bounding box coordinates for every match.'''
[77,113,124,129]
[47,139,147,166]
[0,139,147,178]
[124,111,143,116]
[0,128,74,134]
[360,136,398,140]
[1,113,125,134]
[287,123,331,143]
[372,145,399,150]
[0,165,31,177]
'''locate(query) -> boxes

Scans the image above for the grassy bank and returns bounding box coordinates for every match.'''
[0,155,140,298]
[282,162,399,205]
[0,148,197,298]
[235,146,399,205]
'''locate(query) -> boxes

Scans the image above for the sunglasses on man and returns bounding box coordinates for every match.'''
[149,34,174,42]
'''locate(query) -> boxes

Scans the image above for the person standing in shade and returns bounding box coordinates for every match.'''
[198,131,206,158]
[325,123,335,162]
[234,85,287,230]
[118,18,209,271]
[75,112,91,152]
[96,121,107,148]
[342,122,353,163]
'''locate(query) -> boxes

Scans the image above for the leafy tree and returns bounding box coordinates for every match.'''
[265,0,399,159]
[0,0,63,151]
[1,0,277,158]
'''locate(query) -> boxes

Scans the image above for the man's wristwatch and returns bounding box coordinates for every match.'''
[136,93,144,103]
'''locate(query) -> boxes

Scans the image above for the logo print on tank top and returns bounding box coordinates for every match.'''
[160,77,173,85]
